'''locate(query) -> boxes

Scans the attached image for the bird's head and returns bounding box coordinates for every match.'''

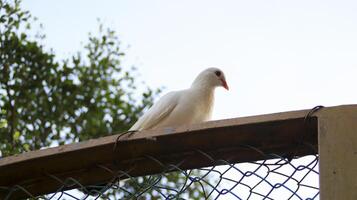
[191,67,229,90]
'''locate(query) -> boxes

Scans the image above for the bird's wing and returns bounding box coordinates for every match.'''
[129,92,180,131]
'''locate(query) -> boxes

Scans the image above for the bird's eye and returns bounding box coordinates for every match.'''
[215,71,221,77]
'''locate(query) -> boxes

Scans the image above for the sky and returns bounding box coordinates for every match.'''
[23,0,357,120]
[18,1,357,199]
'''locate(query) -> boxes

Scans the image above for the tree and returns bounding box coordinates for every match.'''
[0,1,209,199]
[0,0,157,157]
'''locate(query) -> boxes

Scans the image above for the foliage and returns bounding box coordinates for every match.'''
[0,1,209,199]
[0,0,157,157]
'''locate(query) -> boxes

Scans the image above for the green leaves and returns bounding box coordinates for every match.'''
[0,1,207,199]
[12,130,20,141]
[0,0,159,157]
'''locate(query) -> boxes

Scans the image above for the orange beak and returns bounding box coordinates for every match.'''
[221,79,229,90]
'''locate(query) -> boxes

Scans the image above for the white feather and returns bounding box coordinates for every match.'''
[129,67,228,131]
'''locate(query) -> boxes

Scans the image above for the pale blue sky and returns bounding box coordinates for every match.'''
[23,0,357,119]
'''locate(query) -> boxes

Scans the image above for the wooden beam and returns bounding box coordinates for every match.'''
[317,105,357,200]
[0,107,321,199]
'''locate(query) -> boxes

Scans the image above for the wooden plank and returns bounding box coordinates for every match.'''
[317,105,357,200]
[0,107,320,199]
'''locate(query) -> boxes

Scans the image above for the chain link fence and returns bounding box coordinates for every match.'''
[0,107,322,200]
[1,147,319,200]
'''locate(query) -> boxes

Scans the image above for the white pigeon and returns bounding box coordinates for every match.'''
[129,67,229,131]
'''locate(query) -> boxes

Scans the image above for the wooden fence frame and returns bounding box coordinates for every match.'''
[0,105,356,199]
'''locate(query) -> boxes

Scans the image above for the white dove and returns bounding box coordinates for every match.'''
[85,68,228,196]
[129,67,229,131]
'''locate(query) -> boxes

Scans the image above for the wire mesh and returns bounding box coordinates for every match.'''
[1,148,319,200]
[0,107,322,200]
